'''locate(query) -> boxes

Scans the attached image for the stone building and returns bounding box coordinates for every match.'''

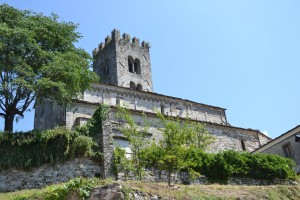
[34,29,271,177]
[253,125,300,174]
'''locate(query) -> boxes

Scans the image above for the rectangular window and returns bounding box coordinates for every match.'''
[116,97,124,107]
[282,143,294,157]
[114,138,132,158]
[241,140,246,151]
[75,117,89,127]
[160,105,165,114]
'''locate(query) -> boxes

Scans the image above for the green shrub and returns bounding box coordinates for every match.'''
[194,150,296,181]
[70,135,97,157]
[246,153,296,180]
[0,127,100,170]
[44,177,95,200]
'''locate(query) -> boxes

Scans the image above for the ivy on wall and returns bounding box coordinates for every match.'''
[76,104,111,138]
[0,127,100,170]
[0,104,110,171]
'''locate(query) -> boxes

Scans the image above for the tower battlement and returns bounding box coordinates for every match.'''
[92,29,153,92]
[93,29,150,58]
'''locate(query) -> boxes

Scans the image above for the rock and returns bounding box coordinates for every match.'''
[89,183,124,200]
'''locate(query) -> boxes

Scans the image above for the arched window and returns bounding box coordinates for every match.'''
[130,81,136,89]
[128,56,134,73]
[134,58,141,74]
[136,84,142,91]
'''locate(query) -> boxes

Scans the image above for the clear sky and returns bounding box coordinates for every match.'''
[1,0,299,139]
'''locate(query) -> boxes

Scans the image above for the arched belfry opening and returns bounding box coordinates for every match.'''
[128,56,134,73]
[134,59,141,75]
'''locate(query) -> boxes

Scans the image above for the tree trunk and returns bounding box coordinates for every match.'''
[4,113,15,132]
[168,170,171,186]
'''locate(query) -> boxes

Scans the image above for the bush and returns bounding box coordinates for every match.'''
[246,153,296,180]
[193,150,296,181]
[0,127,100,170]
[70,135,97,157]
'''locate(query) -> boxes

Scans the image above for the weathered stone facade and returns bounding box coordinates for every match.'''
[34,29,271,178]
[92,29,153,92]
[0,158,102,192]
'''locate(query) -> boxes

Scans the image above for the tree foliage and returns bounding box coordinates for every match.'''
[113,108,296,185]
[145,113,215,185]
[114,107,214,185]
[0,4,98,131]
[115,106,150,180]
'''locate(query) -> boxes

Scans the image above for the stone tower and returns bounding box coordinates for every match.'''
[92,29,153,92]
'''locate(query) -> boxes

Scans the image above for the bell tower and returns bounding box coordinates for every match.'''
[92,29,153,92]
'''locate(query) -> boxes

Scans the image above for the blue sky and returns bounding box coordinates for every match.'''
[1,0,299,139]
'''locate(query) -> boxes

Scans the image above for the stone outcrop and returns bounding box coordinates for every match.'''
[89,183,161,200]
[89,183,124,200]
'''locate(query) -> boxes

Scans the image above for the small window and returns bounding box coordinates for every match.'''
[160,104,165,114]
[241,140,246,151]
[136,84,142,91]
[116,97,120,106]
[103,60,109,75]
[282,143,294,157]
[116,97,125,107]
[130,81,136,89]
[75,117,89,127]
[105,65,109,75]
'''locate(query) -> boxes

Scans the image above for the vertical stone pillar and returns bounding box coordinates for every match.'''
[101,111,115,178]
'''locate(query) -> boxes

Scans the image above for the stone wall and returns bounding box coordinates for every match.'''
[109,111,264,152]
[81,83,228,125]
[117,170,209,185]
[117,170,297,186]
[0,158,102,192]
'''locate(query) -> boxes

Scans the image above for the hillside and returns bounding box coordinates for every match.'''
[0,178,299,200]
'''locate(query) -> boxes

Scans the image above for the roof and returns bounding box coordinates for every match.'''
[252,124,300,153]
[91,82,226,111]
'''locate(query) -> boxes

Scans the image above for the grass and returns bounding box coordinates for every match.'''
[122,181,300,200]
[0,177,299,200]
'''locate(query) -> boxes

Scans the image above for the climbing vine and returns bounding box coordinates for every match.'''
[0,127,99,170]
[77,104,111,137]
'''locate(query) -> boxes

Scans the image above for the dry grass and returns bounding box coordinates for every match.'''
[0,178,299,200]
[122,180,300,200]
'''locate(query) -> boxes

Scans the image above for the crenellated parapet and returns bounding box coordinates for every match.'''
[93,29,150,58]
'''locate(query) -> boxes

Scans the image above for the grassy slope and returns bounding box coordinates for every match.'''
[0,179,299,200]
[124,181,300,200]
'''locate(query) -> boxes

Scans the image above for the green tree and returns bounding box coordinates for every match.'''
[146,113,214,186]
[115,106,150,180]
[0,4,98,132]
